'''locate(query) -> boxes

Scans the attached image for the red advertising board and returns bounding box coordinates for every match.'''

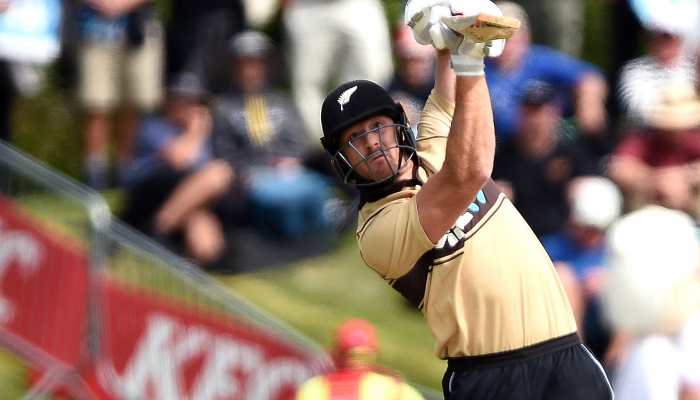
[0,196,89,368]
[86,282,327,400]
[0,195,329,399]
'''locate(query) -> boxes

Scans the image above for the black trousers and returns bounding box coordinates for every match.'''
[442,334,614,400]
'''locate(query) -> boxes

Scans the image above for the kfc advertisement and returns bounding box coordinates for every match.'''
[0,196,328,399]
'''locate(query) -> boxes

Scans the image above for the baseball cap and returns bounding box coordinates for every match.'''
[333,319,379,355]
[229,30,273,58]
[320,80,402,153]
[520,80,556,106]
[603,205,700,335]
[568,177,622,230]
[167,72,208,100]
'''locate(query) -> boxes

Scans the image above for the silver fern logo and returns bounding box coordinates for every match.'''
[337,86,358,111]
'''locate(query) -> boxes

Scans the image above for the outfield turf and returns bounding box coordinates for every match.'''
[216,231,446,391]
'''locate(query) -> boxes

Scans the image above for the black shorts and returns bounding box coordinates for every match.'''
[442,333,614,400]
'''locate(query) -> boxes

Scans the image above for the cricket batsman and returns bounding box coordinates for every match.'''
[316,0,615,398]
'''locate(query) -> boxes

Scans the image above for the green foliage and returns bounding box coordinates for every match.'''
[11,67,82,179]
[583,0,613,72]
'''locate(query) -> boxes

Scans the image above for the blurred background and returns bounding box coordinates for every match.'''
[0,0,699,399]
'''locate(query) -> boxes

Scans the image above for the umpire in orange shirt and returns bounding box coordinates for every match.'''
[295,319,425,400]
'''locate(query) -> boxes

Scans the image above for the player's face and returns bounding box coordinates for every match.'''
[339,115,402,181]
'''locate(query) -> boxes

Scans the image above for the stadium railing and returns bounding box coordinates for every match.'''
[0,141,332,399]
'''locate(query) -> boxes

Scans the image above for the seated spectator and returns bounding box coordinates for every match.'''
[486,1,608,142]
[541,176,622,357]
[601,205,700,400]
[607,83,700,219]
[120,73,220,265]
[154,30,335,268]
[493,81,599,238]
[617,25,697,129]
[387,24,435,131]
[295,319,425,400]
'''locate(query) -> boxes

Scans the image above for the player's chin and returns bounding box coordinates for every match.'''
[368,163,397,182]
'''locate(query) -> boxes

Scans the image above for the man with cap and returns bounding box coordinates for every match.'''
[295,319,425,400]
[121,72,221,265]
[154,30,334,270]
[318,0,613,398]
[608,82,700,220]
[492,80,600,238]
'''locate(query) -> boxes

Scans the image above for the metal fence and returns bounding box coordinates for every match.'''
[0,141,332,399]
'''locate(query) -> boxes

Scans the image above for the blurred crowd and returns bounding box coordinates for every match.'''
[1,0,700,398]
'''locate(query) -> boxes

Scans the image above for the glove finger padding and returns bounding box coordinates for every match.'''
[404,0,450,46]
[428,6,462,50]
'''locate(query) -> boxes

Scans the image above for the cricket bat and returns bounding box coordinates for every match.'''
[443,13,521,42]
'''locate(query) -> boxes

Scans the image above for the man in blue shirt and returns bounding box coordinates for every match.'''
[486,1,608,141]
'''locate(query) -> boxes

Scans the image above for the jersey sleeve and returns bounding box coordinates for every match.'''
[358,196,435,280]
[415,90,455,175]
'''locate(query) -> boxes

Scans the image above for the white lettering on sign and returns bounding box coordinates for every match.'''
[116,314,314,400]
[0,220,42,323]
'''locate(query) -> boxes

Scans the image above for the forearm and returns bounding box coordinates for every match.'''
[156,160,233,232]
[434,50,456,103]
[608,156,652,195]
[575,74,608,132]
[576,74,607,109]
[442,76,495,186]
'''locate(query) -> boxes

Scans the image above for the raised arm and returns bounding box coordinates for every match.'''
[416,73,495,242]
[407,0,505,243]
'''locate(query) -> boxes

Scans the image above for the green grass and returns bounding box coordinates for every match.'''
[215,233,446,390]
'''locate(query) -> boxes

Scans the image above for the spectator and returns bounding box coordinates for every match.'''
[165,0,246,94]
[617,27,697,129]
[493,81,599,238]
[486,1,608,142]
[77,0,163,189]
[283,0,394,145]
[295,319,425,400]
[541,176,623,357]
[155,30,334,267]
[120,73,218,265]
[388,24,435,133]
[601,205,700,400]
[607,82,700,219]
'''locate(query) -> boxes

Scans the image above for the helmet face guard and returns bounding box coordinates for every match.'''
[330,119,417,187]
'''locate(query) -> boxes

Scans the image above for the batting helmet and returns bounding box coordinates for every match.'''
[320,80,417,187]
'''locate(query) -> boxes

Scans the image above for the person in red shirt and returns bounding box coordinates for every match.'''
[608,83,700,219]
[295,319,425,400]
